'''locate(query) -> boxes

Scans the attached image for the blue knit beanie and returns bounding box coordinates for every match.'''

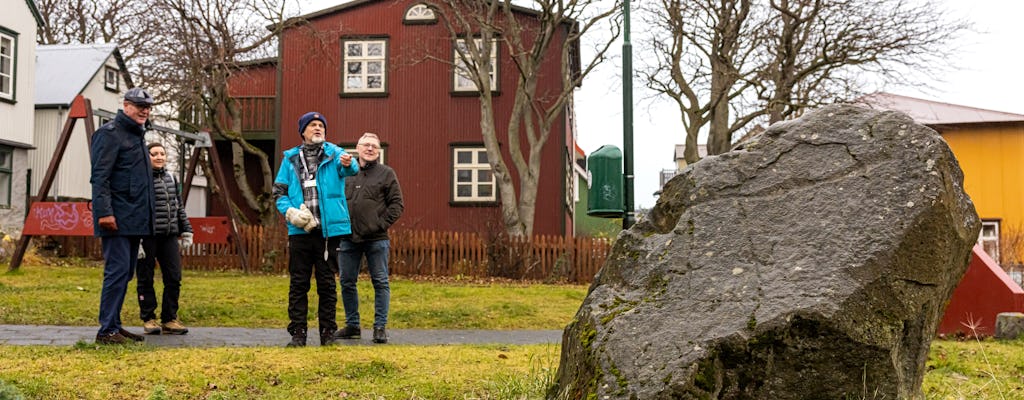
[298,112,327,137]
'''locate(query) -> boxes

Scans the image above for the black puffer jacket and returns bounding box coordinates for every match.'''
[345,161,403,243]
[152,168,192,236]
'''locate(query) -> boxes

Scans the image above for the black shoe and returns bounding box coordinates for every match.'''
[335,325,361,340]
[286,335,307,347]
[118,328,145,342]
[286,328,307,347]
[320,328,337,346]
[372,327,387,344]
[96,332,130,345]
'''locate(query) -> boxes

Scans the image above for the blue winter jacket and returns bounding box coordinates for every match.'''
[90,110,155,237]
[273,143,359,236]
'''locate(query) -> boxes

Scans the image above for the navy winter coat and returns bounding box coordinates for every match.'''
[90,110,155,237]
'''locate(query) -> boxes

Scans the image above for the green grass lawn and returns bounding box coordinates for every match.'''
[2,263,1024,399]
[0,263,587,330]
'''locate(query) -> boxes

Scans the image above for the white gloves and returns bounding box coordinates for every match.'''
[179,232,194,249]
[286,204,318,232]
[138,245,146,259]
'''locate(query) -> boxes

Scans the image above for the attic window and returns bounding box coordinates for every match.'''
[104,66,119,91]
[403,4,436,24]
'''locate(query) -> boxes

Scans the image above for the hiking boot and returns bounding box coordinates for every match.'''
[119,328,145,342]
[286,328,307,347]
[335,325,361,340]
[95,332,130,345]
[143,319,162,335]
[162,320,189,335]
[372,327,388,344]
[320,328,337,346]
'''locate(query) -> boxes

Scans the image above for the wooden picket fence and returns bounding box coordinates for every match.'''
[53,225,613,283]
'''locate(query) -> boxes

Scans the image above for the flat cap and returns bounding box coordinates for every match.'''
[124,87,155,106]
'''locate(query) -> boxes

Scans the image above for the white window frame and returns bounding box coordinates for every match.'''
[452,147,495,202]
[104,66,119,91]
[453,38,497,92]
[342,39,387,94]
[0,31,15,101]
[404,4,436,22]
[979,220,1000,262]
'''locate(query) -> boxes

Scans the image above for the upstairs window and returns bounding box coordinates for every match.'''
[104,66,119,91]
[979,220,1000,262]
[452,146,495,203]
[403,4,436,24]
[341,39,387,95]
[453,38,497,93]
[0,29,15,101]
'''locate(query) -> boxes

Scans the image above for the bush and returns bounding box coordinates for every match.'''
[0,379,25,400]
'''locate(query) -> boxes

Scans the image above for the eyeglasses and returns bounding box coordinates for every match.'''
[130,103,153,111]
[358,143,380,150]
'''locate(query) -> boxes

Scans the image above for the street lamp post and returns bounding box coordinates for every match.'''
[622,0,635,229]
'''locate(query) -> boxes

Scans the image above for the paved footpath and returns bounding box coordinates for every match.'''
[0,325,562,347]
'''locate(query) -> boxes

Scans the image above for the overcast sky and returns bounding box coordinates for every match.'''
[300,0,1024,209]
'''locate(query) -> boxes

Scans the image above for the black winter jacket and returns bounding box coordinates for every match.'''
[152,168,193,236]
[345,161,403,243]
[90,110,155,237]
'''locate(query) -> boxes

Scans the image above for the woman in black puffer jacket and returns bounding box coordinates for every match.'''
[136,142,193,335]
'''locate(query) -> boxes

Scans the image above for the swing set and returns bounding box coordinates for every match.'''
[8,95,249,271]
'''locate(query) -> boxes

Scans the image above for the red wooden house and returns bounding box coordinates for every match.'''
[218,0,580,236]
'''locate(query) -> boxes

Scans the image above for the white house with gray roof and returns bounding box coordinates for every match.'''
[28,43,131,202]
[0,0,43,237]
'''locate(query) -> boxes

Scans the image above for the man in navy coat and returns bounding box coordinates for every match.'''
[90,87,157,344]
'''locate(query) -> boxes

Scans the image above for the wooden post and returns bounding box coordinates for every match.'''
[204,138,250,272]
[180,146,203,205]
[9,96,93,271]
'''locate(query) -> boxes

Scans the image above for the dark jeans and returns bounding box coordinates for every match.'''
[339,239,391,328]
[136,234,182,323]
[287,231,341,335]
[98,235,141,335]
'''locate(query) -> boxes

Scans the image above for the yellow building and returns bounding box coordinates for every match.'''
[867,93,1024,284]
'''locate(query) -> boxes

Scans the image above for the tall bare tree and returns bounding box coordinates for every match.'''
[639,0,968,162]
[144,0,297,226]
[35,0,154,66]
[426,0,620,236]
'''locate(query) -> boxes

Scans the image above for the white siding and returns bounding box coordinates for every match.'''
[28,54,124,200]
[0,1,37,147]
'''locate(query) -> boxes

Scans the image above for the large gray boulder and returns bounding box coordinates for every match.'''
[552,105,979,400]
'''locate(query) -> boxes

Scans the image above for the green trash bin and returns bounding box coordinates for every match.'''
[587,145,624,218]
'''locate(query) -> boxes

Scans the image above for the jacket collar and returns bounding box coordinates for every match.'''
[115,110,147,136]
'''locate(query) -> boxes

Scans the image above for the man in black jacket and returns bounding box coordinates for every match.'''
[336,132,404,343]
[90,87,157,344]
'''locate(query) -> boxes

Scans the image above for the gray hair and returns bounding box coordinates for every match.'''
[359,132,380,143]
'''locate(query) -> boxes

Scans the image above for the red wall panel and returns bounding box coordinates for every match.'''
[938,245,1024,337]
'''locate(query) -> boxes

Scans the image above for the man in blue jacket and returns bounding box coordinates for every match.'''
[90,87,157,344]
[273,112,358,347]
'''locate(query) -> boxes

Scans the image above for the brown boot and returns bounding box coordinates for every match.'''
[161,320,189,335]
[96,332,129,345]
[143,319,162,335]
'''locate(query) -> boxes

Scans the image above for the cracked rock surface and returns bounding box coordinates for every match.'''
[551,104,980,400]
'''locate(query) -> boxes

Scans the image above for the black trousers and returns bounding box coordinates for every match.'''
[287,231,341,335]
[136,234,182,323]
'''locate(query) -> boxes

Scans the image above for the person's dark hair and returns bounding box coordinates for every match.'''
[147,142,164,151]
